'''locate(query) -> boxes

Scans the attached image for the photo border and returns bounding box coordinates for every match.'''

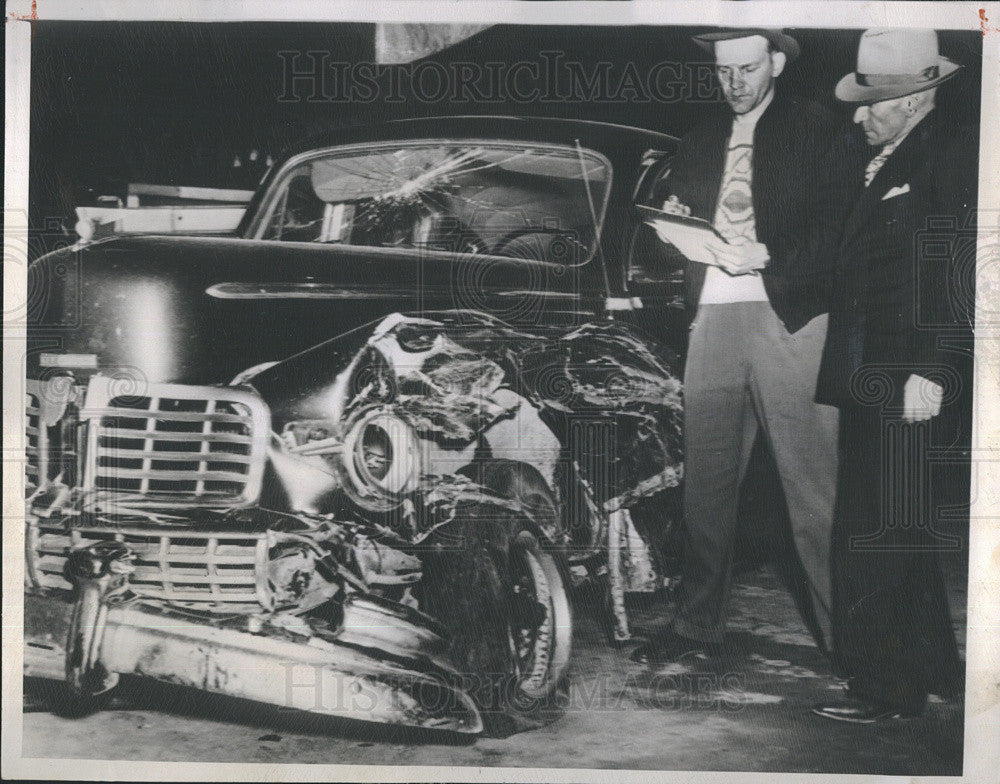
[4,2,998,781]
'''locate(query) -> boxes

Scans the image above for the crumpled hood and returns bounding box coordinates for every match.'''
[247,311,682,512]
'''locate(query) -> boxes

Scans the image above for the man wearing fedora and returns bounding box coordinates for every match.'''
[633,29,853,663]
[812,27,976,723]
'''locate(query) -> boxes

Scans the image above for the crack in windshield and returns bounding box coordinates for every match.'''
[260,143,611,264]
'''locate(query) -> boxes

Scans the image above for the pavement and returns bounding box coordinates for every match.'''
[20,550,967,775]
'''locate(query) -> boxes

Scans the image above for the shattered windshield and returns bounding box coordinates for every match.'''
[256,141,611,264]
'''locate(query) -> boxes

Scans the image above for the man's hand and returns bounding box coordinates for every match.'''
[704,238,770,276]
[661,195,692,216]
[903,373,944,422]
[650,222,676,246]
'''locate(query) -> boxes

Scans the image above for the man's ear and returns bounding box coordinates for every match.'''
[906,89,935,114]
[770,51,787,78]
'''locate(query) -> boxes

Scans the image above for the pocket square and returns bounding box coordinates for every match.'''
[882,183,911,200]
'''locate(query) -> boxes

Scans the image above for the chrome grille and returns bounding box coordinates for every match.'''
[25,380,42,492]
[26,519,272,612]
[81,377,269,508]
[24,377,85,493]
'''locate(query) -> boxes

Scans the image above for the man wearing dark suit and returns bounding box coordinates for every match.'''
[633,29,852,663]
[812,27,976,723]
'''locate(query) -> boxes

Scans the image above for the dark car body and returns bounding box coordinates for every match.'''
[22,116,689,735]
[28,116,686,386]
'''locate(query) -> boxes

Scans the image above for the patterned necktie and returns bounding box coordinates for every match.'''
[864,133,907,187]
[864,147,892,187]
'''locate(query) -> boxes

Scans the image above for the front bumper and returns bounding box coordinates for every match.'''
[23,590,483,735]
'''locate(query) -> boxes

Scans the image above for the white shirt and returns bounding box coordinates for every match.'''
[698,91,773,304]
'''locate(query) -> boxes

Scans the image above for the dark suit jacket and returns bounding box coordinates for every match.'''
[815,112,979,407]
[662,92,853,333]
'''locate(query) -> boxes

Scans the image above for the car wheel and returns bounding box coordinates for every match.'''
[418,497,571,736]
[506,525,572,702]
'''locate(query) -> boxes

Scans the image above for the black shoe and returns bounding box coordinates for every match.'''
[629,629,710,664]
[811,697,916,724]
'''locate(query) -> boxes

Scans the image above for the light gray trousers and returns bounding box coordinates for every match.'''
[673,302,838,647]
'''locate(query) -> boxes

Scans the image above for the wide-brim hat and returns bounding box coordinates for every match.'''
[692,28,801,64]
[836,28,961,104]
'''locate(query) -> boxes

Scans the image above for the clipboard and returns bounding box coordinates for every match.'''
[637,204,726,240]
[637,204,728,264]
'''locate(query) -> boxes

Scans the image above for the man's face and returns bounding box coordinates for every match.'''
[853,97,911,146]
[714,36,785,115]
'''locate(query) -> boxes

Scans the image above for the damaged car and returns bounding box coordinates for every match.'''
[24,116,686,735]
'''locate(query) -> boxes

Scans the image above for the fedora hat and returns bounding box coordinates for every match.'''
[692,28,801,64]
[836,28,961,104]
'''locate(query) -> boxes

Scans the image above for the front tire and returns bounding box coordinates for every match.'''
[419,498,571,736]
[506,526,571,701]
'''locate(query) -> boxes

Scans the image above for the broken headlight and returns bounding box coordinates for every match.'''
[340,407,421,513]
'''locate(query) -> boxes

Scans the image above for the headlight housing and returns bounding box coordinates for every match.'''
[340,407,421,512]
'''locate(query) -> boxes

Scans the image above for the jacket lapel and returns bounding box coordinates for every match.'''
[698,112,731,219]
[839,114,935,250]
[685,110,730,314]
[751,96,790,227]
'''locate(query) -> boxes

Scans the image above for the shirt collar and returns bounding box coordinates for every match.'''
[878,128,910,159]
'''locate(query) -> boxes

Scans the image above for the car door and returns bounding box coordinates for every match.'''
[617,149,689,358]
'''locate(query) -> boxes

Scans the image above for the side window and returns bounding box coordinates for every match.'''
[265,172,331,242]
[632,149,673,207]
[626,152,685,288]
[645,165,675,209]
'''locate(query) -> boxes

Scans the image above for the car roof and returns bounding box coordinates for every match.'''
[282,115,678,159]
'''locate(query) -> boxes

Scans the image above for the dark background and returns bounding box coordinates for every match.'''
[28,22,982,234]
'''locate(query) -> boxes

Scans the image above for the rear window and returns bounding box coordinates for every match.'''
[254,141,611,265]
